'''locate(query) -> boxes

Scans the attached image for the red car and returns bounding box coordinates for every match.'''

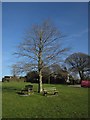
[81,80,90,87]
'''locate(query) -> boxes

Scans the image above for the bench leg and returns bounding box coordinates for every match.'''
[43,92,47,96]
[54,92,58,95]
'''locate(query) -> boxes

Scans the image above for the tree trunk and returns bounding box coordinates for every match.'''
[38,37,43,93]
[38,70,43,93]
[79,71,84,83]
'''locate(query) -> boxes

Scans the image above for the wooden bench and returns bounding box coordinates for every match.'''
[43,87,58,96]
[21,85,33,95]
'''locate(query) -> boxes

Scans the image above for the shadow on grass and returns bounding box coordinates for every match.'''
[2,86,20,92]
[16,89,39,96]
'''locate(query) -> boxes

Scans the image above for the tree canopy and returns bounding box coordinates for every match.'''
[65,52,90,82]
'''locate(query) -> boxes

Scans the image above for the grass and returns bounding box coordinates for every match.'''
[2,81,89,118]
[0,82,2,119]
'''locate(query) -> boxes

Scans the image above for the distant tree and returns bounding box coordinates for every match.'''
[51,64,68,77]
[26,71,39,83]
[84,70,90,80]
[50,64,68,84]
[14,20,69,93]
[26,68,51,84]
[65,52,90,82]
[42,66,51,84]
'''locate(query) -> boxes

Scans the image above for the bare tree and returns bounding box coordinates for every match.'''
[50,64,68,80]
[65,52,90,82]
[14,20,69,93]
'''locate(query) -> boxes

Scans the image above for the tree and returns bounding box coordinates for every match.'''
[50,64,68,84]
[26,71,39,83]
[15,20,69,93]
[42,66,51,84]
[65,52,90,82]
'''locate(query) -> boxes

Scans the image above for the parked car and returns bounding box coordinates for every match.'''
[81,80,90,87]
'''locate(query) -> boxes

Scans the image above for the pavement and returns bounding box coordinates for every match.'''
[68,85,81,88]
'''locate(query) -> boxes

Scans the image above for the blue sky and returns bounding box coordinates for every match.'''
[2,2,88,78]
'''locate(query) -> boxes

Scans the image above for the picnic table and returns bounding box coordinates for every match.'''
[21,85,33,95]
[43,87,58,96]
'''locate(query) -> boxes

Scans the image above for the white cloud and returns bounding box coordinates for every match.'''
[65,28,88,42]
[70,29,87,38]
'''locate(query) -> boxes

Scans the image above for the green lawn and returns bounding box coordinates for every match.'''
[2,82,89,118]
[0,82,2,120]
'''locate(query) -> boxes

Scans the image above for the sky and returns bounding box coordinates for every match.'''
[2,2,88,79]
[0,2,2,81]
